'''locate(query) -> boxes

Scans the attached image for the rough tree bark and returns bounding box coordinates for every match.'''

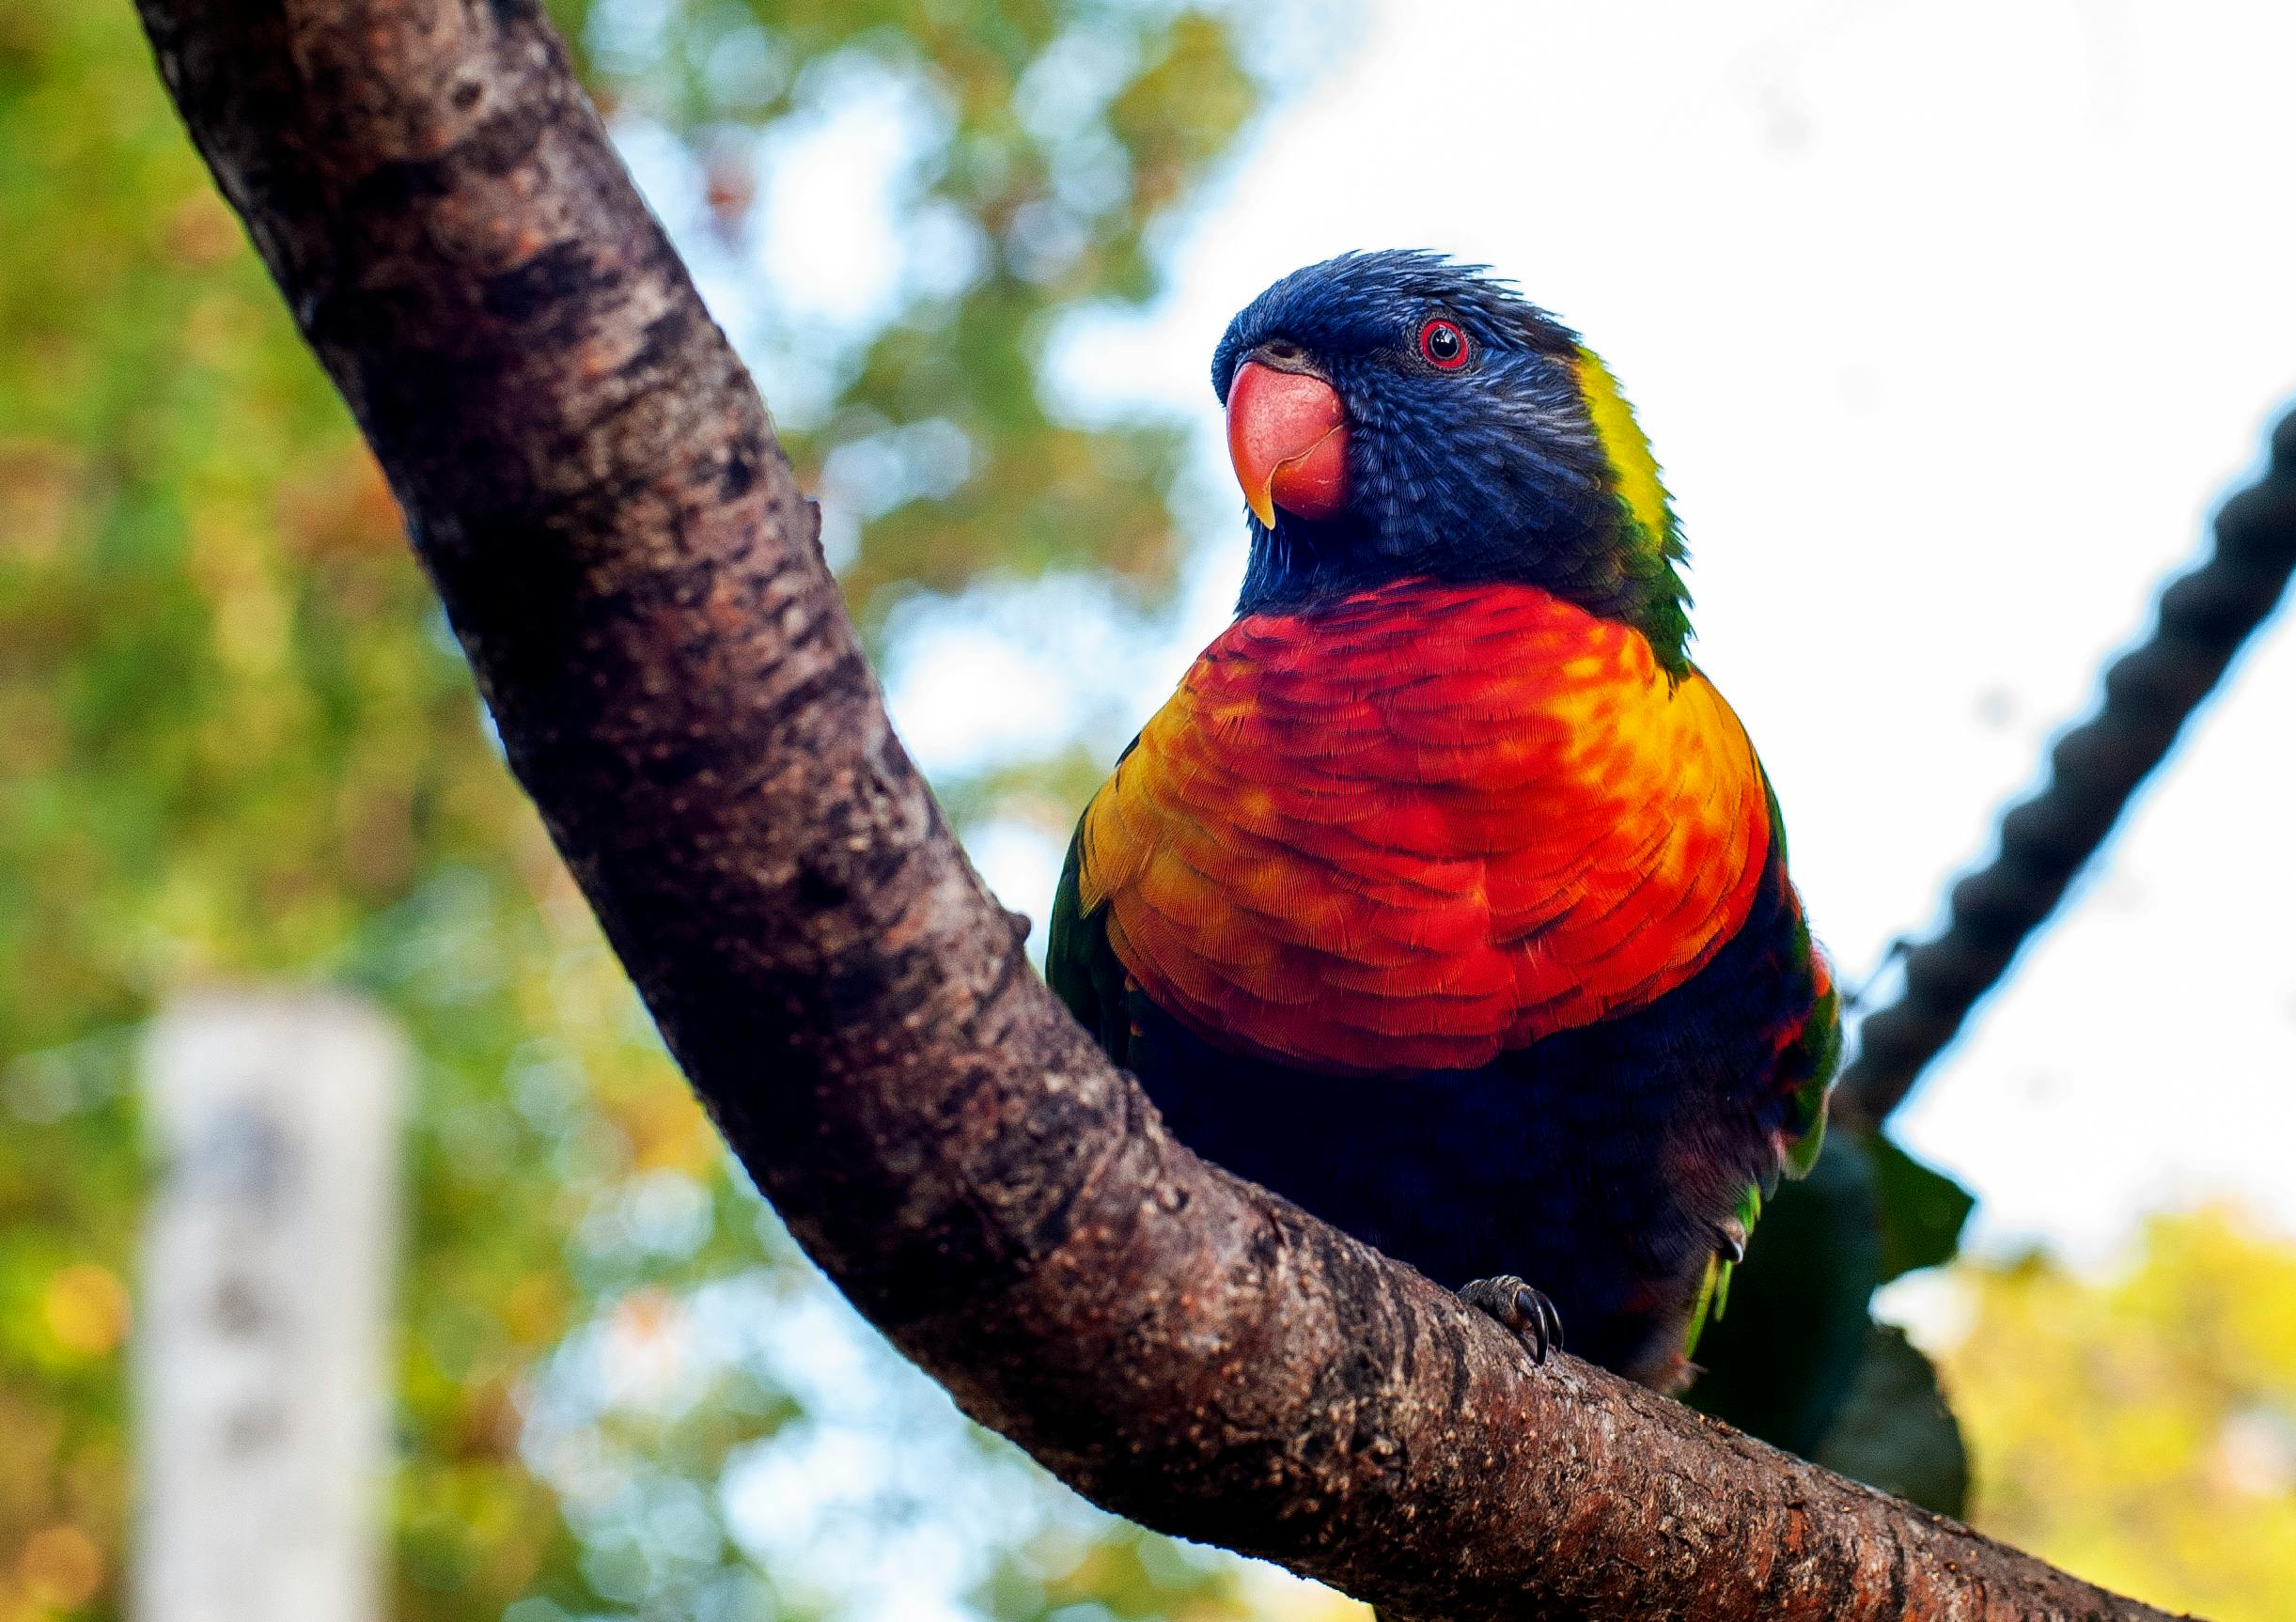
[129,3,2205,1617]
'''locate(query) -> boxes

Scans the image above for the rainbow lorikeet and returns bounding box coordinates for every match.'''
[1047,253,1839,1392]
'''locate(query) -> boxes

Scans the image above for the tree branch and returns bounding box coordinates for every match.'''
[1836,422,2296,1131]
[131,3,2195,1616]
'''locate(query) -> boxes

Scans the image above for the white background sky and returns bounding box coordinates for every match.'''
[737,0,2296,1268]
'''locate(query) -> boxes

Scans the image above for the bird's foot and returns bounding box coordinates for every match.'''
[1459,1274,1564,1365]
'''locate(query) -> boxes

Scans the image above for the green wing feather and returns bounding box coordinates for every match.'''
[1685,767,1842,1357]
[1047,785,1134,1068]
[1764,763,1842,1182]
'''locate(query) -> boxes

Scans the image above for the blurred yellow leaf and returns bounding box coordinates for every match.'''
[1948,1206,2296,1622]
[38,1266,128,1360]
[16,1523,102,1609]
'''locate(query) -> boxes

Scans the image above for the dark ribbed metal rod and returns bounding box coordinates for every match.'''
[1837,408,2296,1131]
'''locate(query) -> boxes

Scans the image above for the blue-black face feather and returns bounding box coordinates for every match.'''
[1212,250,1689,660]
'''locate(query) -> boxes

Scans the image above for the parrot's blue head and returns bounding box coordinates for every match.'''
[1212,251,1692,671]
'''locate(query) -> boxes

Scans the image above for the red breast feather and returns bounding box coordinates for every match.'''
[1077,580,1771,1076]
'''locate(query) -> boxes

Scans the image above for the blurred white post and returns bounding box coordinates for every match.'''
[135,991,404,1622]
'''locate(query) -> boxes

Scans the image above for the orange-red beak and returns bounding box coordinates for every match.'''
[1226,358,1349,526]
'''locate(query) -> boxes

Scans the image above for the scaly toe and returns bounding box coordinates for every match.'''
[1460,1274,1565,1365]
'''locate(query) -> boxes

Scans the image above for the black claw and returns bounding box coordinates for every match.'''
[1513,1285,1548,1361]
[1460,1274,1565,1366]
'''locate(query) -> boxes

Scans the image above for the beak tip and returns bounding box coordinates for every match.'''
[1226,357,1349,530]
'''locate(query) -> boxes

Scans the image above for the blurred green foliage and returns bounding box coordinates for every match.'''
[541,0,1255,625]
[1945,1207,2296,1622]
[0,1,1322,1618]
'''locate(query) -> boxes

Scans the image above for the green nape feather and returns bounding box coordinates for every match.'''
[1572,346,1695,678]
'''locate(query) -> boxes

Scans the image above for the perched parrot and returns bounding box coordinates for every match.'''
[1047,252,1839,1392]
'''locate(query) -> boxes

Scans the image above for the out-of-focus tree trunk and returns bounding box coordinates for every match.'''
[136,992,402,1622]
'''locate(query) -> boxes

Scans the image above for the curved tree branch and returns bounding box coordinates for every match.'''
[1837,420,2296,1131]
[131,4,2196,1617]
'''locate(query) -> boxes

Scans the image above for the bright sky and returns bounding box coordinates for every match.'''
[694,0,2296,1266]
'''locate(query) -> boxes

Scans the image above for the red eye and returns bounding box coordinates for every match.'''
[1418,317,1469,369]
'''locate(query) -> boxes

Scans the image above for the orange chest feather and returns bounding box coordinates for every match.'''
[1078,581,1772,1075]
